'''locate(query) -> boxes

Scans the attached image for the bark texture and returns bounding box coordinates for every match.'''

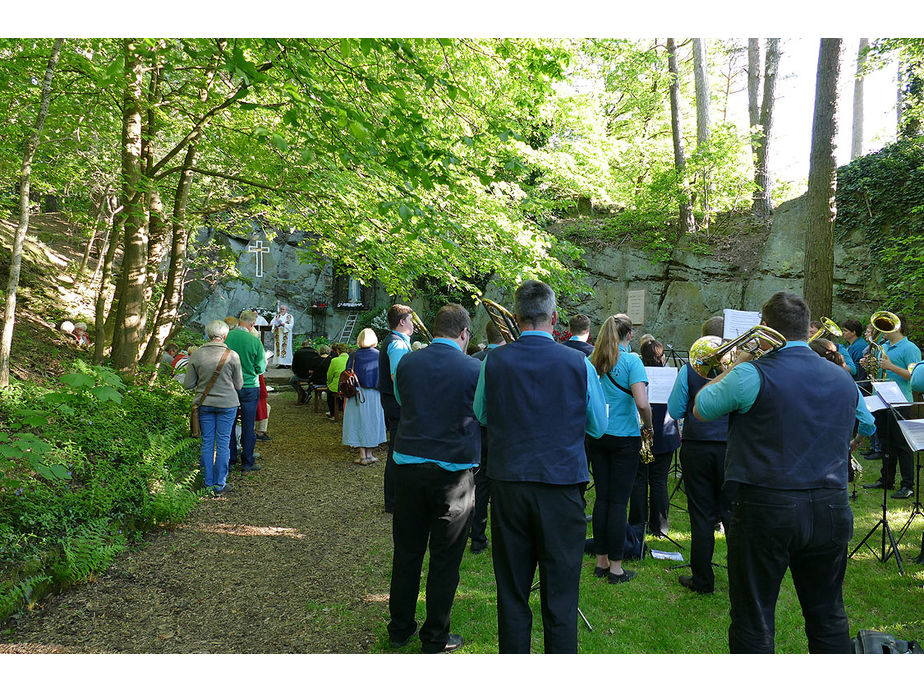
[851,38,868,161]
[752,38,780,217]
[667,38,694,235]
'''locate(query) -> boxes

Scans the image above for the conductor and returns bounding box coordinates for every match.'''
[474,280,607,653]
[693,291,861,653]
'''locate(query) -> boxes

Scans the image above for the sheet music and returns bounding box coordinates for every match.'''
[723,309,761,339]
[896,419,924,452]
[645,366,678,405]
[864,395,888,413]
[871,380,910,405]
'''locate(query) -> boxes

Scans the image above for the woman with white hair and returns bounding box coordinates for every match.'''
[342,328,387,465]
[185,320,244,494]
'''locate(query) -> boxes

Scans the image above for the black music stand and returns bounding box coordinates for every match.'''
[664,345,689,369]
[890,406,924,549]
[849,390,911,575]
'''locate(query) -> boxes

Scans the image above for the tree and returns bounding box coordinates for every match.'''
[667,38,694,234]
[751,38,781,216]
[852,38,868,161]
[803,39,842,319]
[692,38,713,223]
[0,38,64,388]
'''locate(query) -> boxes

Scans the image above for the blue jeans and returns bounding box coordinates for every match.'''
[229,386,260,469]
[727,485,853,653]
[199,405,237,489]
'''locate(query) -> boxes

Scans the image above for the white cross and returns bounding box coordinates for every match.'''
[247,240,270,278]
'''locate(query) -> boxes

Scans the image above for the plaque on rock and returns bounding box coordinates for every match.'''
[627,289,646,326]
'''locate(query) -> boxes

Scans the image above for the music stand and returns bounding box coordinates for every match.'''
[849,386,911,575]
[664,345,689,369]
[890,405,924,548]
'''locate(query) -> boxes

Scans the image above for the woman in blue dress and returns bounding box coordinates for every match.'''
[587,315,653,584]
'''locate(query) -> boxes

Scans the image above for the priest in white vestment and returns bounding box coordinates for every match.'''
[271,305,295,367]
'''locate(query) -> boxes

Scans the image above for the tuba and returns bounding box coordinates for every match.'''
[689,325,787,379]
[807,316,843,344]
[410,311,432,344]
[479,297,520,344]
[860,310,900,380]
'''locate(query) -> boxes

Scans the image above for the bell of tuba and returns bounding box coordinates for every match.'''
[861,310,901,380]
[410,311,432,344]
[807,316,843,344]
[689,325,787,379]
[479,297,520,344]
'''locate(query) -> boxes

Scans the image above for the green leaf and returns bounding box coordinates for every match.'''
[271,133,288,151]
[397,204,412,221]
[0,444,22,459]
[360,38,374,55]
[349,121,370,142]
[90,385,123,403]
[0,432,9,442]
[340,39,351,59]
[60,372,95,389]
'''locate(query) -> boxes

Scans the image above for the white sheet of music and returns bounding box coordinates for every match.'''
[871,380,910,404]
[896,419,924,452]
[722,309,761,339]
[645,366,678,405]
[864,395,888,413]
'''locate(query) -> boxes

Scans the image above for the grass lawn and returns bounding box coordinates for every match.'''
[376,467,924,654]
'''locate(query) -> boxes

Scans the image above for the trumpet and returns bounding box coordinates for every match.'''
[689,325,787,379]
[860,310,900,380]
[479,297,520,344]
[410,311,432,344]
[808,316,843,344]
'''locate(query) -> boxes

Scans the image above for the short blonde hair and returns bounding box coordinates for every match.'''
[357,328,378,349]
[224,316,239,327]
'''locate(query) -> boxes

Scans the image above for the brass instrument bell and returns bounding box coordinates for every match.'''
[410,311,433,344]
[479,297,520,344]
[807,316,843,344]
[689,325,787,379]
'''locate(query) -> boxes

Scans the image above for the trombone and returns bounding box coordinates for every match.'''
[479,297,520,344]
[410,311,432,344]
[808,317,843,344]
[689,325,787,379]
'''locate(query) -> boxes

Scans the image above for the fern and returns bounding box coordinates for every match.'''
[0,574,52,620]
[51,518,126,584]
[148,468,201,525]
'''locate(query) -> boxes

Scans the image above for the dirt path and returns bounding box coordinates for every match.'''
[0,390,394,653]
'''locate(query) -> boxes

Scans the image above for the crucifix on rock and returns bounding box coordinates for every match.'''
[247,239,270,278]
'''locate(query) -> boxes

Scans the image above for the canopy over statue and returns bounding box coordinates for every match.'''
[271,305,294,367]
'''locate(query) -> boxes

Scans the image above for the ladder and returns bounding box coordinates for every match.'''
[336,311,360,344]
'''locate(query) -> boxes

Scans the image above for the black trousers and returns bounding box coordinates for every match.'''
[628,449,673,536]
[388,463,474,652]
[727,485,853,654]
[680,440,734,592]
[491,480,586,654]
[587,435,640,561]
[470,432,491,548]
[880,408,914,489]
[382,406,400,513]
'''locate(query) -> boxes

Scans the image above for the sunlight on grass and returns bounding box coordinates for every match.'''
[184,522,306,538]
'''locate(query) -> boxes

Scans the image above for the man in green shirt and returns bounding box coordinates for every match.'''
[225,310,267,471]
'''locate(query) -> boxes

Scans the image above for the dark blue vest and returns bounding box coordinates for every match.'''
[652,403,680,455]
[393,341,482,465]
[484,335,589,485]
[683,366,729,442]
[377,332,404,417]
[725,346,857,489]
[562,339,594,356]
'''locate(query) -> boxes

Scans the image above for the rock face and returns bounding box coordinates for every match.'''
[476,195,878,352]
[185,194,878,353]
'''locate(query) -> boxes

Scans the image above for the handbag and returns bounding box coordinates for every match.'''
[338,354,365,403]
[190,348,232,438]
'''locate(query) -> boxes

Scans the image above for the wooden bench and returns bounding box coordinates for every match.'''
[312,386,343,421]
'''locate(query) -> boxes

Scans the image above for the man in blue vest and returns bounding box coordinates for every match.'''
[377,304,414,514]
[694,291,862,653]
[562,313,594,356]
[474,280,607,653]
[667,315,735,595]
[386,304,480,654]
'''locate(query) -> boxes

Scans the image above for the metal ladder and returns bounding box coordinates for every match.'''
[336,311,360,343]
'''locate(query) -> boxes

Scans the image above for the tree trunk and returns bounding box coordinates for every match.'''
[93,213,122,364]
[0,38,64,388]
[803,38,842,320]
[747,39,761,133]
[110,40,149,373]
[75,189,106,281]
[693,38,712,226]
[752,38,781,217]
[667,38,694,235]
[851,38,868,161]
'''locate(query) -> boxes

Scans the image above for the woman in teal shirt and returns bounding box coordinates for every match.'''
[587,315,653,584]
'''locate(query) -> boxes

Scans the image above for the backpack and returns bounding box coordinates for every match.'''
[338,354,364,402]
[852,630,923,654]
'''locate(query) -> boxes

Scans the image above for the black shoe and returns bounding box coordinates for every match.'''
[214,485,232,495]
[891,487,914,499]
[241,463,261,471]
[863,480,891,490]
[389,624,419,649]
[861,451,883,460]
[679,574,713,594]
[593,566,608,578]
[607,569,636,584]
[255,433,271,441]
[423,633,464,653]
[470,542,488,555]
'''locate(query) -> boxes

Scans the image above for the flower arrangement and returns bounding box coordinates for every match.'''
[553,328,572,343]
